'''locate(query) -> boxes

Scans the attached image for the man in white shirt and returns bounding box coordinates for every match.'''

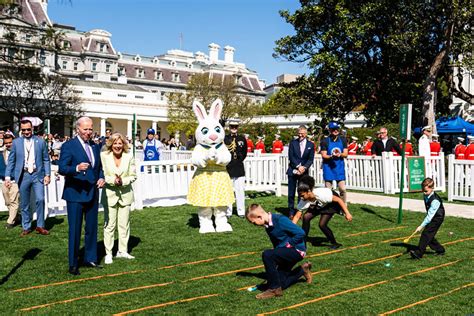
[418,126,432,158]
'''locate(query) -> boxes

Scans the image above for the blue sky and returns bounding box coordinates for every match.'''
[47,0,308,85]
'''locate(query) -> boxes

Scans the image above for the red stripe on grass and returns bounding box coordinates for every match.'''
[379,283,474,315]
[257,260,464,315]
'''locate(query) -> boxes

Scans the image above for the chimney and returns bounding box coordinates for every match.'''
[208,43,220,62]
[224,45,235,63]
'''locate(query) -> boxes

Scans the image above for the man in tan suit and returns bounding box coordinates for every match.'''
[1,134,19,229]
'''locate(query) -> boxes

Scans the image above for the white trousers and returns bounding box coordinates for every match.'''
[227,176,246,216]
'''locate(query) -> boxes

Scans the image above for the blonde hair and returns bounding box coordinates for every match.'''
[246,203,264,219]
[103,132,129,153]
[421,177,434,189]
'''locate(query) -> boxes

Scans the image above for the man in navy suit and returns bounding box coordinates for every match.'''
[287,125,315,217]
[58,116,105,276]
[5,119,51,236]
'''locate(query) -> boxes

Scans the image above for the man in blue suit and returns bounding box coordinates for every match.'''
[58,116,105,276]
[287,125,315,217]
[5,119,51,236]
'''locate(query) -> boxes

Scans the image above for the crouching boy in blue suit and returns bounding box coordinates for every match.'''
[246,203,313,299]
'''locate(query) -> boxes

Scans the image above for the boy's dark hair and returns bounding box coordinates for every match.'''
[421,178,435,189]
[3,134,14,140]
[297,175,315,194]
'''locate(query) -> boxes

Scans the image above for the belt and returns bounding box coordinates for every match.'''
[23,167,37,173]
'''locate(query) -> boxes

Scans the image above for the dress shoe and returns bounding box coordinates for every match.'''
[256,287,283,299]
[302,261,313,284]
[116,252,135,259]
[409,250,422,259]
[84,262,103,269]
[329,243,342,250]
[68,266,80,275]
[20,229,32,237]
[5,223,14,229]
[434,251,445,256]
[35,227,49,235]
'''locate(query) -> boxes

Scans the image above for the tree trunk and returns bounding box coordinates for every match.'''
[422,50,446,134]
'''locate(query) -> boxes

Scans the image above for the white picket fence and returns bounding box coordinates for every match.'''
[447,155,474,202]
[0,150,471,217]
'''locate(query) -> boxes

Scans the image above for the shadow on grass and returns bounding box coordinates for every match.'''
[236,271,266,279]
[307,236,328,247]
[44,216,64,231]
[247,191,274,199]
[390,242,418,252]
[94,236,142,262]
[0,248,42,285]
[187,213,199,228]
[360,207,394,223]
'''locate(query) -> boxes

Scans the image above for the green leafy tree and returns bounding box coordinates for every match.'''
[273,0,473,128]
[167,73,260,136]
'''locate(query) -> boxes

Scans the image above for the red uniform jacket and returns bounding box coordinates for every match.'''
[348,141,359,155]
[404,142,414,156]
[362,141,373,156]
[271,140,284,154]
[246,139,254,153]
[464,143,474,160]
[455,144,466,159]
[430,141,441,156]
[255,140,266,153]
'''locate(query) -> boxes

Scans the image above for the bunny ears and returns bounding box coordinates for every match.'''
[192,99,223,122]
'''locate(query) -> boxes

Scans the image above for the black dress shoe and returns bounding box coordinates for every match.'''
[84,262,103,269]
[69,266,80,275]
[409,250,422,259]
[329,243,343,250]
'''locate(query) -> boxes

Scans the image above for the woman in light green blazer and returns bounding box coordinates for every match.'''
[101,133,137,264]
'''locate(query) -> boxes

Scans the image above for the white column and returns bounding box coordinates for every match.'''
[127,119,132,140]
[100,118,106,136]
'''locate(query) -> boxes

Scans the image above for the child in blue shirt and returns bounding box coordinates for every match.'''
[409,178,446,259]
[246,203,312,299]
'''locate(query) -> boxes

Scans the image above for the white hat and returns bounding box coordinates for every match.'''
[468,135,474,141]
[457,137,465,142]
[257,136,263,140]
[227,118,241,126]
[432,133,439,137]
[365,136,372,139]
[351,136,358,141]
[422,125,432,131]
[275,134,280,138]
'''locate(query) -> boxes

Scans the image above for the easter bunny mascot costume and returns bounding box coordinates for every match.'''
[187,99,235,233]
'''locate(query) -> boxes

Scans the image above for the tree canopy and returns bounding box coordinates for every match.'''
[166,73,261,136]
[272,0,473,127]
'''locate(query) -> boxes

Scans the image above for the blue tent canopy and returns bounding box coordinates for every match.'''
[414,116,474,136]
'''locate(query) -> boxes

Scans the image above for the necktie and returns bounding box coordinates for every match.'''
[26,139,34,173]
[85,143,94,167]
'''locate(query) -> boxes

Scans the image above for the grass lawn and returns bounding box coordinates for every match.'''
[0,195,473,315]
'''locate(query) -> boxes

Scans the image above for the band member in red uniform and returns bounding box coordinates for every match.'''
[347,136,360,155]
[361,136,373,156]
[271,134,284,154]
[255,136,266,153]
[454,137,466,159]
[429,134,441,156]
[245,134,254,153]
[464,135,474,160]
[404,139,414,156]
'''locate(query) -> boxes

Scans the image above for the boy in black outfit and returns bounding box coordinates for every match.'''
[409,178,446,259]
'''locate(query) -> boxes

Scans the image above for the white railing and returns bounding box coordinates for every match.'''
[384,152,446,194]
[447,154,474,202]
[346,155,385,192]
[244,155,281,196]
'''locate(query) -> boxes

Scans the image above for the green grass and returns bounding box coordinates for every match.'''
[0,195,473,315]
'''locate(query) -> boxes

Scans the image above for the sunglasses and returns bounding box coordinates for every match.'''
[21,128,32,132]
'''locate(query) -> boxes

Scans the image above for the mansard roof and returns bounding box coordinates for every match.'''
[19,0,51,27]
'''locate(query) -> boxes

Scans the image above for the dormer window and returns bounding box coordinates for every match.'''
[63,40,71,50]
[155,70,163,80]
[235,74,242,85]
[169,60,176,67]
[153,57,159,64]
[97,42,107,53]
[134,55,141,62]
[136,68,144,78]
[118,66,125,76]
[172,73,180,82]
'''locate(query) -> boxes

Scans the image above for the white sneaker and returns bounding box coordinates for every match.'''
[104,254,113,264]
[116,252,135,259]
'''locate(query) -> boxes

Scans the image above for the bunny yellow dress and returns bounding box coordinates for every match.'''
[187,146,235,207]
